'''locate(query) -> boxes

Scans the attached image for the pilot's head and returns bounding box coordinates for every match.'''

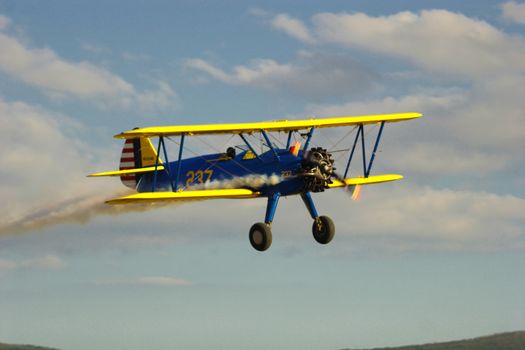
[226,147,236,159]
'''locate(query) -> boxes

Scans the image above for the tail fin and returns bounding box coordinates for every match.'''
[119,137,161,189]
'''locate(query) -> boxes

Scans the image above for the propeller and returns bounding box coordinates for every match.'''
[295,146,362,201]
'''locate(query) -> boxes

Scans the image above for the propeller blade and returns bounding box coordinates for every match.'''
[332,171,352,195]
[332,172,362,201]
[351,184,362,201]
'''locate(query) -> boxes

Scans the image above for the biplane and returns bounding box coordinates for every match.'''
[89,112,422,251]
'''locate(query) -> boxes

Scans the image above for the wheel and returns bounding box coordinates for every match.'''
[249,223,272,251]
[312,216,335,244]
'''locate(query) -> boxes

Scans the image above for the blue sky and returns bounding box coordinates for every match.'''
[1,1,525,349]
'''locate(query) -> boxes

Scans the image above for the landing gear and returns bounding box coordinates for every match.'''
[249,192,280,251]
[249,223,272,251]
[301,192,336,245]
[248,191,335,250]
[312,215,335,244]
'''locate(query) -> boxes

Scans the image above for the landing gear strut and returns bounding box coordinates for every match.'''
[301,192,336,245]
[248,192,335,251]
[249,193,280,251]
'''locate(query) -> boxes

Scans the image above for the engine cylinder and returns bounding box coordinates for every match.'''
[298,147,335,192]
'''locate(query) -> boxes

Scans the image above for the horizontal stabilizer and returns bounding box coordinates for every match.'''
[106,188,260,204]
[88,165,165,177]
[328,174,403,188]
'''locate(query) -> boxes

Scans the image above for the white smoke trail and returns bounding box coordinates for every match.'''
[0,189,172,236]
[0,174,285,236]
[194,173,284,190]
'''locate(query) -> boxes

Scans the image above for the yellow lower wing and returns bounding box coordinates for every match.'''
[106,188,260,204]
[328,174,403,188]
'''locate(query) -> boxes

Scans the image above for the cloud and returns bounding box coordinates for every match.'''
[81,43,111,55]
[313,184,525,253]
[0,259,17,271]
[271,10,525,80]
[186,51,377,98]
[502,1,525,25]
[185,57,293,86]
[0,16,178,112]
[0,255,65,271]
[277,9,525,179]
[0,14,10,29]
[306,84,524,175]
[96,276,192,287]
[21,254,65,270]
[271,14,314,43]
[121,51,150,62]
[0,98,177,236]
[387,143,509,174]
[246,8,271,18]
[305,92,465,116]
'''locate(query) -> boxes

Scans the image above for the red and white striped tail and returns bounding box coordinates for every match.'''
[119,139,139,189]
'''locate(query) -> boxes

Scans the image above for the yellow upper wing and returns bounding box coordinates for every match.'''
[106,188,260,204]
[114,112,422,139]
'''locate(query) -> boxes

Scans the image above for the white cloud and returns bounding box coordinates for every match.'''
[0,255,65,271]
[502,1,525,25]
[0,99,134,235]
[81,43,111,55]
[121,51,150,62]
[271,14,314,43]
[314,184,525,253]
[134,80,180,113]
[306,80,524,175]
[186,57,293,86]
[389,143,509,174]
[0,16,178,112]
[0,99,98,204]
[0,14,10,30]
[306,92,465,117]
[271,10,525,80]
[0,32,134,98]
[97,276,192,287]
[186,51,377,97]
[246,8,271,18]
[0,259,17,271]
[21,254,65,270]
[0,98,187,237]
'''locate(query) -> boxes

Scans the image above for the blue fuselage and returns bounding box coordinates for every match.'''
[137,149,306,197]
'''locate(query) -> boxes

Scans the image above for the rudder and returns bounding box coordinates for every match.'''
[119,137,161,189]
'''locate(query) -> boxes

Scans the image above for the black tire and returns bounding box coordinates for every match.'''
[312,216,335,244]
[249,223,272,251]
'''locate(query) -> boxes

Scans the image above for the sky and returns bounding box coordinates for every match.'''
[1,0,525,349]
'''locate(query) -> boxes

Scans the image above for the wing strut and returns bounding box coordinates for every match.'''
[303,127,315,151]
[285,130,293,149]
[239,134,262,161]
[151,133,185,192]
[366,121,385,177]
[261,130,280,161]
[343,124,362,178]
[175,133,185,191]
[343,121,386,179]
[160,135,175,191]
[152,136,163,192]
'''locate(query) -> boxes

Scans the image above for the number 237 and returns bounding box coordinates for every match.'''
[186,169,213,186]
